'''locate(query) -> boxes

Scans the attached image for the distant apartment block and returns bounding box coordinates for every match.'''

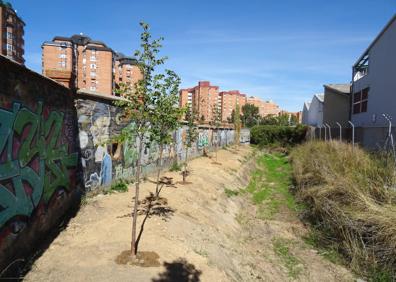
[42,34,113,95]
[180,81,282,123]
[114,52,143,88]
[0,1,25,64]
[247,96,281,117]
[219,90,246,122]
[180,81,221,122]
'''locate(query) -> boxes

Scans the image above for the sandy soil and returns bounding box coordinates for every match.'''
[24,146,354,282]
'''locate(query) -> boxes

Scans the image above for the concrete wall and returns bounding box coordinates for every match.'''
[323,89,350,127]
[0,56,81,271]
[76,92,248,192]
[352,18,396,127]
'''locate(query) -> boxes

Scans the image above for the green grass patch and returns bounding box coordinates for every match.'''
[245,153,301,219]
[224,188,240,197]
[272,238,304,279]
[169,161,182,172]
[109,179,129,193]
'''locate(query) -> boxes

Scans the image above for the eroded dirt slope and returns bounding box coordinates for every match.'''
[25,146,354,282]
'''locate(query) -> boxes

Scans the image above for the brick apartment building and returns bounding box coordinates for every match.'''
[180,81,221,122]
[42,34,114,95]
[247,96,281,116]
[0,1,24,64]
[180,81,282,123]
[114,52,143,88]
[219,90,246,121]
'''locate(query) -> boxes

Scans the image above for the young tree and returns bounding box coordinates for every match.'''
[182,106,199,183]
[241,103,260,128]
[115,22,167,258]
[227,109,235,124]
[210,104,222,163]
[150,70,184,196]
[234,104,241,147]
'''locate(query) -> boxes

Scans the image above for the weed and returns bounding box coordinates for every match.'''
[80,195,88,206]
[110,179,129,193]
[224,188,239,197]
[272,238,304,279]
[169,162,182,172]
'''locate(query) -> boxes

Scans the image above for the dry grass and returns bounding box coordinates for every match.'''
[291,141,396,279]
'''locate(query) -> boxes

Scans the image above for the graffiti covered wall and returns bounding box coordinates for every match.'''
[75,93,245,191]
[0,56,81,271]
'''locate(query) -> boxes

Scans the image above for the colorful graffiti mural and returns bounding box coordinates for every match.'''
[0,102,78,227]
[76,93,250,192]
[0,55,82,273]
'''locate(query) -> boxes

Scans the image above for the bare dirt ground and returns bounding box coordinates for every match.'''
[24,146,354,282]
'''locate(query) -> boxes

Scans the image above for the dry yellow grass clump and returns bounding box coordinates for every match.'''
[291,141,396,278]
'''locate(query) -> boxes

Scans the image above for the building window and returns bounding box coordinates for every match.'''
[59,53,66,59]
[90,72,96,78]
[6,44,12,51]
[59,61,66,68]
[353,54,369,82]
[353,88,369,114]
[90,56,96,62]
[90,81,97,91]
[90,64,97,69]
[7,32,12,39]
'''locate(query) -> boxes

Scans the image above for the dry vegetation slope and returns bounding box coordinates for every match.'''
[292,141,396,280]
[25,145,353,282]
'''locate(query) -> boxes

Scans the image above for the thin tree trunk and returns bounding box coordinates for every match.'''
[131,135,144,257]
[183,147,188,183]
[155,144,163,197]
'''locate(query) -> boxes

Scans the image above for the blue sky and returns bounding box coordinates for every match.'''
[11,0,395,111]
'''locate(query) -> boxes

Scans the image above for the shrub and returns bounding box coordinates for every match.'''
[110,179,129,193]
[291,141,396,279]
[250,125,307,147]
[169,161,182,172]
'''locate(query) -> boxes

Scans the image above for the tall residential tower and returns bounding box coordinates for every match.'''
[0,1,24,64]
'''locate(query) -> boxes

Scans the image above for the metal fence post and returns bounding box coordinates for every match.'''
[382,114,395,157]
[319,126,322,140]
[336,122,342,142]
[323,124,327,141]
[325,123,332,141]
[348,121,355,148]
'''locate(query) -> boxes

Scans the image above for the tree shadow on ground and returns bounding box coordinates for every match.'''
[152,258,202,282]
[117,192,176,222]
[117,189,176,255]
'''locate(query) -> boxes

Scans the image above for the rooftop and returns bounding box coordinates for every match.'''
[353,14,396,67]
[324,83,351,95]
[49,34,113,52]
[315,93,324,102]
[115,52,139,65]
[0,0,25,24]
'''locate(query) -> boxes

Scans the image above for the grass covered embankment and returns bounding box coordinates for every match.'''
[245,152,301,220]
[291,141,396,279]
